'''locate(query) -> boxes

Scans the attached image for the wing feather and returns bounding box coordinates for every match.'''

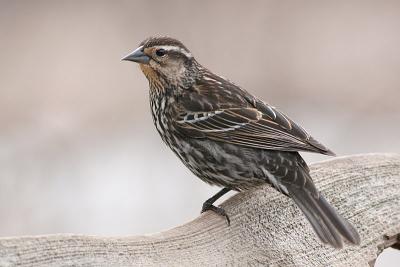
[176,107,334,155]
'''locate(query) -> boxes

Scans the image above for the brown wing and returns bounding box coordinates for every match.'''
[175,106,335,155]
[174,69,334,155]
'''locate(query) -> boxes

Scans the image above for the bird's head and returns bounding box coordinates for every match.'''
[122,36,199,89]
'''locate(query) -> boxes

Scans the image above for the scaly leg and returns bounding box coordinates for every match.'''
[201,188,231,225]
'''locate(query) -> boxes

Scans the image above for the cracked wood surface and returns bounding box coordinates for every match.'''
[0,153,399,266]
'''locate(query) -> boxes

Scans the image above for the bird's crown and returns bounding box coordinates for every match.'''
[140,36,193,59]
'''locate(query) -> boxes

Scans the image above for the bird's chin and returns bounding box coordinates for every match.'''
[140,64,159,83]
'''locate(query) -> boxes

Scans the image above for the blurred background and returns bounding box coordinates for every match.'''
[0,0,399,265]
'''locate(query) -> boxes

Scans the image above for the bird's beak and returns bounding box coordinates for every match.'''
[121,46,150,64]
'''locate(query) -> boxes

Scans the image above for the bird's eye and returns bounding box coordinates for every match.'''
[155,48,166,57]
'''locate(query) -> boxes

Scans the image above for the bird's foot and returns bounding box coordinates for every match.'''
[201,202,230,226]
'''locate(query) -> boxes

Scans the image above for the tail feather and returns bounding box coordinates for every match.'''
[288,186,360,248]
[264,152,360,247]
[318,195,361,245]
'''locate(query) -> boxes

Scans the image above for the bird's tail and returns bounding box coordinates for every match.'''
[287,183,361,248]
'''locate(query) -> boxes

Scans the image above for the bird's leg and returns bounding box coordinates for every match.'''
[201,187,231,225]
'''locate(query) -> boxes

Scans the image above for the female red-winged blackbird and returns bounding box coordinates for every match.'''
[122,36,360,248]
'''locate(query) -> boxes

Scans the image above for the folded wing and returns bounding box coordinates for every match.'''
[175,106,334,155]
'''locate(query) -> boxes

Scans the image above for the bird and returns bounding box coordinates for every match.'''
[122,36,360,248]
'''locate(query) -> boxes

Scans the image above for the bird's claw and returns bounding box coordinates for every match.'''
[201,203,230,226]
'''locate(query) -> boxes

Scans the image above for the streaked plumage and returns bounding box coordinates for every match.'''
[122,36,360,248]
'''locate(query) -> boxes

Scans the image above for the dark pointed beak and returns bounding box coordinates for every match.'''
[121,46,150,64]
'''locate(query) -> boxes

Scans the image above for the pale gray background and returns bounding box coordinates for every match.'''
[0,0,399,265]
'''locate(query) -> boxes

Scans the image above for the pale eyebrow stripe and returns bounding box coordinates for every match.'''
[155,45,192,58]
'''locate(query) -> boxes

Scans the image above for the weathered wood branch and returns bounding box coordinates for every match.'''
[0,153,399,266]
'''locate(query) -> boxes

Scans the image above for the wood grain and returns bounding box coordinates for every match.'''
[0,153,399,266]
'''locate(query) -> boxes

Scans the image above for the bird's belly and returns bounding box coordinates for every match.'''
[150,109,295,191]
[169,137,265,190]
[151,107,267,190]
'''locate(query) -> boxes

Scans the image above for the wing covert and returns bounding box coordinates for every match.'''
[175,107,334,155]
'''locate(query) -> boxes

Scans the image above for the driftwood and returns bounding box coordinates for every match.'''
[0,153,399,266]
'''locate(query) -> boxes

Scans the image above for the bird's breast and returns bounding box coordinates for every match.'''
[149,92,178,146]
